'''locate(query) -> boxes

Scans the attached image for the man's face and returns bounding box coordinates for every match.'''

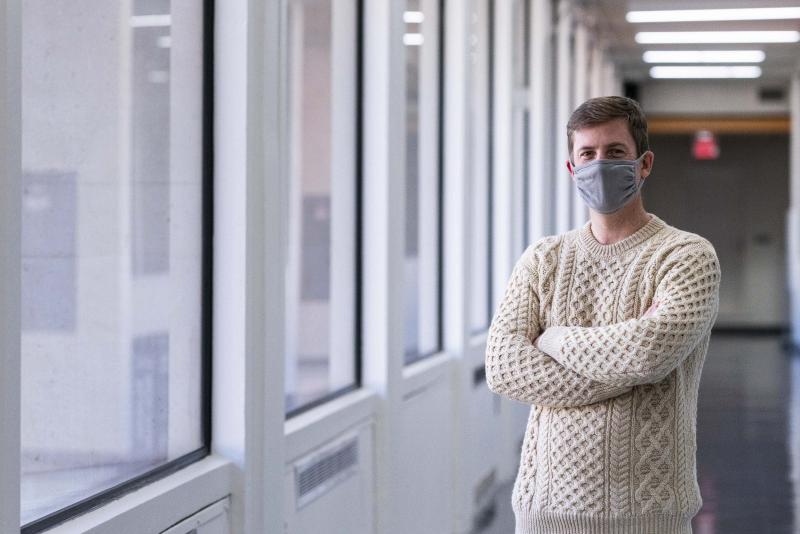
[566,118,653,179]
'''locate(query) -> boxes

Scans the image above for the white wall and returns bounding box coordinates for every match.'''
[639,80,789,116]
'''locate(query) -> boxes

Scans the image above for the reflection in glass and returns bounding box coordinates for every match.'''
[469,0,493,333]
[512,0,531,250]
[403,0,442,365]
[285,0,358,414]
[21,0,204,524]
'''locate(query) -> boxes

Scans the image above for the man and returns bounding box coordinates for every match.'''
[485,95,721,534]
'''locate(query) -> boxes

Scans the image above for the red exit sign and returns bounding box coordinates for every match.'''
[693,130,719,160]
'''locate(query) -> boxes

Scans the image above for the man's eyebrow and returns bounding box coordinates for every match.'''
[576,142,628,151]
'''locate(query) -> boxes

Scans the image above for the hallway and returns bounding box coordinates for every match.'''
[693,333,796,533]
[481,333,799,533]
[8,1,800,532]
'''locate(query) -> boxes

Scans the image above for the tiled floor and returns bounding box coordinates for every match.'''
[480,332,799,534]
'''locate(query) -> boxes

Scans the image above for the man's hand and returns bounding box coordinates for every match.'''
[642,300,661,318]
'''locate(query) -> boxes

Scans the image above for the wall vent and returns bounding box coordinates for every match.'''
[295,436,359,509]
[759,86,786,103]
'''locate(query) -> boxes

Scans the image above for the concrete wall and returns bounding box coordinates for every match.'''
[639,80,789,116]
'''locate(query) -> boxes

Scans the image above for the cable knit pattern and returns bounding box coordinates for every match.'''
[485,213,721,534]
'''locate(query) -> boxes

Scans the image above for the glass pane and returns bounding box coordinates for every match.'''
[522,110,531,248]
[512,0,531,252]
[512,0,530,89]
[21,0,205,524]
[403,0,442,365]
[285,0,358,414]
[469,0,492,333]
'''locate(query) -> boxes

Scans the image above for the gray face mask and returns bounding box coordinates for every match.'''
[572,153,648,214]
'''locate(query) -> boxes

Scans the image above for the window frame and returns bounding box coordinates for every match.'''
[283,0,364,420]
[17,1,215,531]
[0,1,23,532]
[467,0,495,335]
[402,0,446,366]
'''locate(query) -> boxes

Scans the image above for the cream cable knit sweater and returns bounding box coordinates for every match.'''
[485,213,721,534]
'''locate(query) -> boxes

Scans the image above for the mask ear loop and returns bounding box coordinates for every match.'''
[634,152,649,189]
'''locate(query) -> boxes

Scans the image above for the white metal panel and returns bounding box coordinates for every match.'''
[529,0,553,240]
[214,0,288,532]
[360,0,408,533]
[555,0,574,234]
[161,497,231,534]
[213,2,291,534]
[492,0,514,315]
[284,422,374,534]
[246,0,287,531]
[442,0,475,529]
[0,1,20,532]
[571,20,589,229]
[396,355,456,533]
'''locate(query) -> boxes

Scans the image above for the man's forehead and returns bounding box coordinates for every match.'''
[572,121,636,149]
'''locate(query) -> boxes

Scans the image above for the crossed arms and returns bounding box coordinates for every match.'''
[484,244,721,407]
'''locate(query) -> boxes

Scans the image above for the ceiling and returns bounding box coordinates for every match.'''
[584,0,800,82]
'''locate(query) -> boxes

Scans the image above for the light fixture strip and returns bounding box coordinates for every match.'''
[636,31,800,44]
[642,50,766,63]
[649,65,762,79]
[627,7,800,23]
[403,33,425,46]
[403,11,425,24]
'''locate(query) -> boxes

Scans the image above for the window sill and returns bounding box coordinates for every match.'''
[401,350,454,401]
[284,388,377,463]
[40,455,233,534]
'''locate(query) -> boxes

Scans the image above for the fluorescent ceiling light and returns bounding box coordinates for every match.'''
[130,14,171,27]
[642,50,766,63]
[649,66,762,78]
[636,31,800,44]
[403,33,425,46]
[404,11,425,24]
[627,7,800,23]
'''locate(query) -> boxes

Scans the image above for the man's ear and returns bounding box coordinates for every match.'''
[566,159,575,177]
[640,151,654,179]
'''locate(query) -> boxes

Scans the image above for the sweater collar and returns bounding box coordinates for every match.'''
[577,213,666,258]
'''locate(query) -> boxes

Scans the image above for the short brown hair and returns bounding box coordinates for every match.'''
[567,96,649,161]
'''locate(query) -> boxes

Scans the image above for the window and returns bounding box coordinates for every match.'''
[284,0,359,416]
[403,0,444,365]
[512,0,531,251]
[20,0,210,530]
[469,0,494,333]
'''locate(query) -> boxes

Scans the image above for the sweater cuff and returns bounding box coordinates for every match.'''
[535,326,570,357]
